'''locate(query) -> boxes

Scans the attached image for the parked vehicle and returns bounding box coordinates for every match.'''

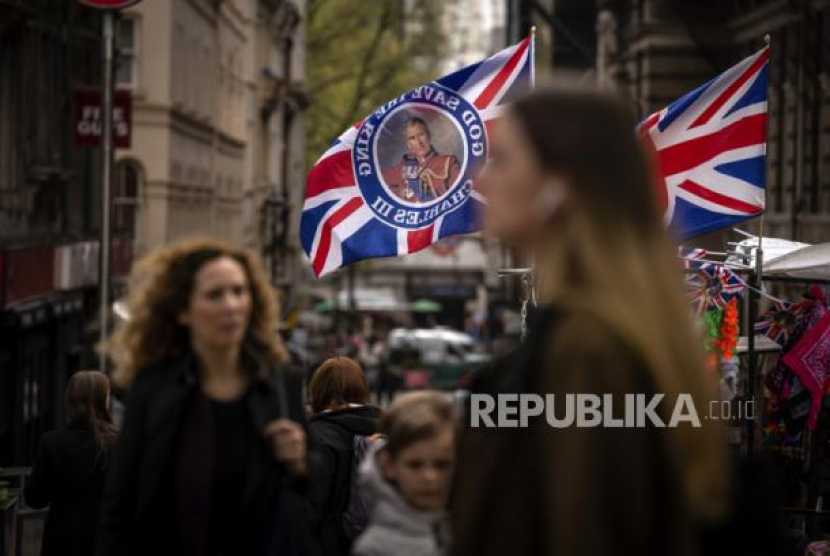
[386,328,489,390]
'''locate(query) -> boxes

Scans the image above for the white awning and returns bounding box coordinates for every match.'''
[763,242,830,280]
[727,236,810,268]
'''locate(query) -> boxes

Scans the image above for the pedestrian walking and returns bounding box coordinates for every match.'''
[353,391,454,556]
[96,238,317,556]
[378,340,410,406]
[25,370,117,556]
[451,89,730,556]
[306,357,380,556]
[358,335,383,393]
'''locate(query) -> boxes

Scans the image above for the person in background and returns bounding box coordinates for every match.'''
[353,391,455,556]
[379,340,411,406]
[451,89,731,556]
[358,335,383,387]
[25,371,118,556]
[307,357,380,556]
[97,238,317,556]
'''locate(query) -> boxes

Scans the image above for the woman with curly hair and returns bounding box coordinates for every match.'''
[96,238,317,556]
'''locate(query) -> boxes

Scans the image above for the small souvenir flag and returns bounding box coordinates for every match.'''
[687,264,745,315]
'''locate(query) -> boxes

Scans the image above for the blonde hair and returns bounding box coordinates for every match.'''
[104,237,288,388]
[512,89,729,522]
[380,391,456,457]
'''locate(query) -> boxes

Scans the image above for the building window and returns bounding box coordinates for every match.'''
[114,160,142,238]
[116,17,139,89]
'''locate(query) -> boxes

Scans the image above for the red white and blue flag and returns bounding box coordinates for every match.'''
[301,36,534,277]
[687,264,746,315]
[754,300,800,347]
[678,246,708,270]
[639,46,769,241]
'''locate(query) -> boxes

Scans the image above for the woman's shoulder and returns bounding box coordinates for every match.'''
[38,429,67,451]
[38,427,97,459]
[120,356,191,404]
[133,356,189,384]
[309,406,380,440]
[536,306,651,391]
[541,306,633,357]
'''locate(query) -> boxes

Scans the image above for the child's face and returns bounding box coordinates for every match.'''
[380,428,455,512]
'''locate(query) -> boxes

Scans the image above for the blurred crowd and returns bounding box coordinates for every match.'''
[23,89,792,556]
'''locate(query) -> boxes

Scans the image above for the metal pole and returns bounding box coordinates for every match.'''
[745,246,762,455]
[747,35,771,455]
[98,11,114,373]
[348,264,356,332]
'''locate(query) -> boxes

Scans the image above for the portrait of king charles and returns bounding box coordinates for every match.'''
[381,116,461,203]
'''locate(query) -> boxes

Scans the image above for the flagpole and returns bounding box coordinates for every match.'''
[494,27,538,342]
[746,33,771,456]
[530,26,536,89]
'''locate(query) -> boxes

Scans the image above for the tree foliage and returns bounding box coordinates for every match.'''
[304,0,446,170]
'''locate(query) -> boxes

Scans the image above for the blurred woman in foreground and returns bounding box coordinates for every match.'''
[26,371,117,556]
[97,238,316,556]
[451,89,729,555]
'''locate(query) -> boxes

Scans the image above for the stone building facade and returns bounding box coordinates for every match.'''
[0,0,108,465]
[116,0,307,283]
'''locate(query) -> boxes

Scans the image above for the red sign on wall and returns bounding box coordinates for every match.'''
[75,88,132,149]
[76,0,142,9]
[5,247,56,306]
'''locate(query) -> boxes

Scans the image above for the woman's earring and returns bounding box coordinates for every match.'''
[533,179,566,220]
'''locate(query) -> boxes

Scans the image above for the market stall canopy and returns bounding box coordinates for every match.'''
[727,236,810,267]
[763,242,830,280]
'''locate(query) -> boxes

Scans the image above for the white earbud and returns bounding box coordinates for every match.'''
[533,178,567,220]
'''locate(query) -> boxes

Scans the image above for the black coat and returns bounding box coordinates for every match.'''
[451,307,693,556]
[95,355,319,556]
[306,405,380,556]
[25,426,110,556]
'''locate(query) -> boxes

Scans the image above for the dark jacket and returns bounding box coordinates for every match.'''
[95,355,318,556]
[451,306,697,556]
[25,426,110,556]
[307,405,380,556]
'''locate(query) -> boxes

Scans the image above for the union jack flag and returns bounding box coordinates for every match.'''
[301,36,534,277]
[687,264,746,315]
[678,246,708,270]
[639,47,769,240]
[755,300,803,347]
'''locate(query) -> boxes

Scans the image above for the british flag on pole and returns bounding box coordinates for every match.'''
[301,35,534,277]
[639,46,769,241]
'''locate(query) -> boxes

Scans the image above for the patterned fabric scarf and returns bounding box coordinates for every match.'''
[783,307,830,430]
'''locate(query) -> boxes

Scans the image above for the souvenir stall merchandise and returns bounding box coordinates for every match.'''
[693,239,830,545]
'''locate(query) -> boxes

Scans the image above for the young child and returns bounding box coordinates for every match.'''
[352,391,456,556]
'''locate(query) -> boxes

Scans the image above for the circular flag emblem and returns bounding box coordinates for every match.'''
[352,83,487,230]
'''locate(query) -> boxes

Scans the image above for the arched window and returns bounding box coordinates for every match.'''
[113,159,142,240]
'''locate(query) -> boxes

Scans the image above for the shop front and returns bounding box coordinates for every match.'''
[0,239,129,466]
